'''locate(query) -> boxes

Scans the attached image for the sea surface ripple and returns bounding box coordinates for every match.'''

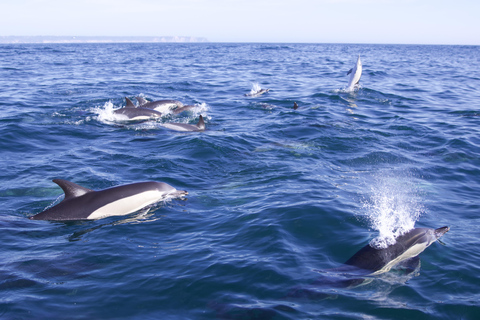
[1,43,479,319]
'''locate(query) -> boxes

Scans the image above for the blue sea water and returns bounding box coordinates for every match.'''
[1,43,479,319]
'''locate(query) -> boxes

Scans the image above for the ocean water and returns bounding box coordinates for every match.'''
[1,43,479,319]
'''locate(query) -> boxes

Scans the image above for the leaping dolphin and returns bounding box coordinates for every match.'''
[344,226,449,275]
[136,97,183,113]
[346,55,362,92]
[113,97,162,121]
[162,115,205,132]
[30,179,187,221]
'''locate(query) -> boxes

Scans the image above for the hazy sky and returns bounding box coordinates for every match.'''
[1,0,479,45]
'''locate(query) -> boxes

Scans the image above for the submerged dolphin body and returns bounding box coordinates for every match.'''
[344,226,449,275]
[162,115,205,132]
[136,97,183,113]
[30,179,187,221]
[113,97,162,121]
[346,55,362,92]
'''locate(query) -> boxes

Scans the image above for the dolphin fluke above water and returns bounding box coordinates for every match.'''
[30,179,187,221]
[346,55,362,92]
[344,226,449,275]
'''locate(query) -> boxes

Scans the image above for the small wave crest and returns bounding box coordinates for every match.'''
[361,170,425,249]
[334,84,362,94]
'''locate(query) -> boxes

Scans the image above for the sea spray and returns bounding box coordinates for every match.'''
[93,101,118,124]
[250,82,262,94]
[361,171,425,249]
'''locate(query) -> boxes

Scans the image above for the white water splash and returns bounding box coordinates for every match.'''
[249,82,262,94]
[91,101,210,127]
[92,101,121,124]
[361,171,425,249]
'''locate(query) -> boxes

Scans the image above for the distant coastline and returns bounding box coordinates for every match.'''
[0,36,209,44]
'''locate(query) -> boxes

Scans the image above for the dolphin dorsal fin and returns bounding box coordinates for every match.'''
[136,97,148,106]
[52,179,94,200]
[197,115,205,130]
[125,97,136,108]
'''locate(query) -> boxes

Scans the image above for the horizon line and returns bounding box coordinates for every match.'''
[0,36,478,46]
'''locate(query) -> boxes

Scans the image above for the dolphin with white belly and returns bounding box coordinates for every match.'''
[113,97,162,121]
[343,226,449,275]
[287,226,449,297]
[162,115,205,132]
[136,97,184,113]
[346,55,362,92]
[29,179,187,221]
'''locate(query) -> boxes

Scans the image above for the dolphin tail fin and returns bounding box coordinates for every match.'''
[52,179,94,201]
[197,115,205,130]
[136,97,148,106]
[125,97,136,108]
[347,68,353,75]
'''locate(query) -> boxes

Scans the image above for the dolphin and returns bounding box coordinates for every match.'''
[245,88,270,97]
[287,226,449,297]
[162,115,205,132]
[343,226,449,275]
[346,55,362,92]
[113,97,162,121]
[172,105,196,115]
[136,97,183,113]
[29,179,187,221]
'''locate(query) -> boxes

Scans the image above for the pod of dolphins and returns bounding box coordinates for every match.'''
[28,55,449,283]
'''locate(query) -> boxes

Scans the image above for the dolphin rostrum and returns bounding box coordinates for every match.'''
[162,115,205,132]
[30,179,187,221]
[344,226,449,275]
[136,97,183,113]
[113,97,162,121]
[346,55,362,92]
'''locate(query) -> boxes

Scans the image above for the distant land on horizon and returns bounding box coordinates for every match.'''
[0,36,209,44]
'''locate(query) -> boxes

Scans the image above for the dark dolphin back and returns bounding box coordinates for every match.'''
[344,228,435,272]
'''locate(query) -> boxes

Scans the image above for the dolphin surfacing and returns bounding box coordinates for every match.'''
[30,179,187,221]
[245,88,270,97]
[136,97,183,113]
[113,97,163,121]
[344,226,449,275]
[162,115,205,132]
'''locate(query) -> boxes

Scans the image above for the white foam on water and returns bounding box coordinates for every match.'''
[92,101,122,124]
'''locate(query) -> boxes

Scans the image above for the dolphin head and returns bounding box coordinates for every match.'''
[434,226,450,239]
[149,181,188,199]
